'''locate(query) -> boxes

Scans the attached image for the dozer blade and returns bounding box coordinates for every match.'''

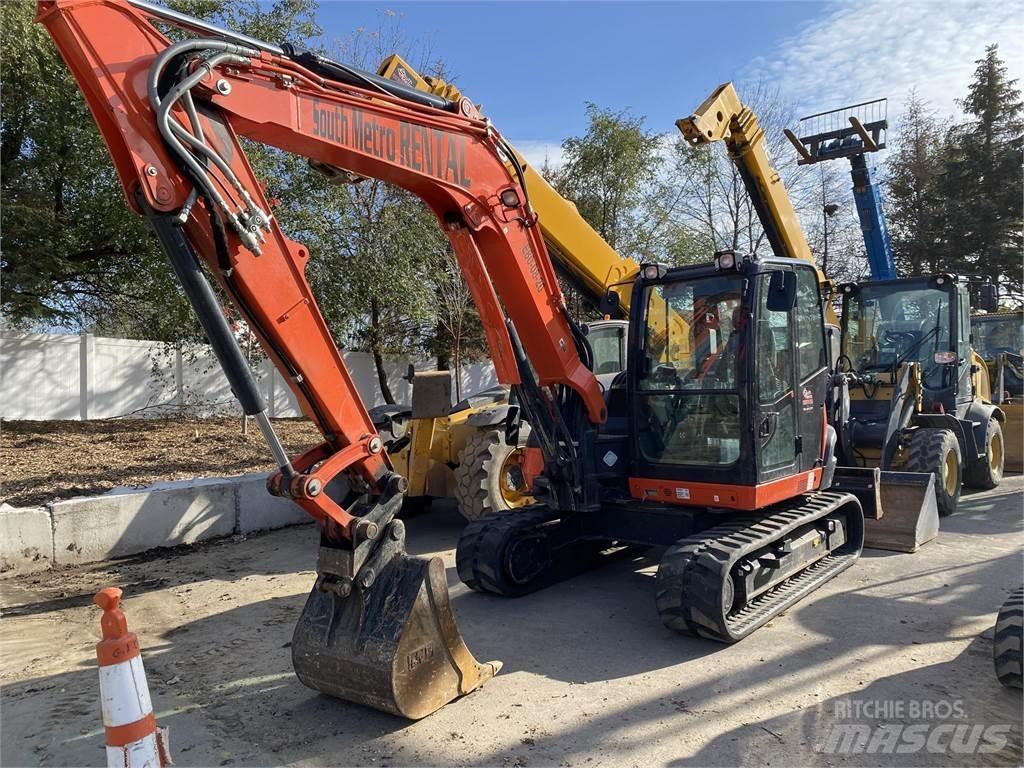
[291,520,500,720]
[869,471,939,553]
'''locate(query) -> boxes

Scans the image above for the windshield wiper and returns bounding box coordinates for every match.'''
[892,325,940,372]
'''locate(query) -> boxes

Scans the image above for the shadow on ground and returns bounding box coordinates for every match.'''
[3,484,1022,766]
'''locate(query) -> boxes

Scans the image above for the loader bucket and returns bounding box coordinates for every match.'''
[832,467,938,553]
[291,550,500,719]
[866,471,939,553]
[1001,401,1023,473]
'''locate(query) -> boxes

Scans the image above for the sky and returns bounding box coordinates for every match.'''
[316,0,1024,168]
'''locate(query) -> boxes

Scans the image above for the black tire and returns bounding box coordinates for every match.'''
[454,425,532,521]
[994,588,1023,689]
[904,428,961,517]
[964,418,1004,490]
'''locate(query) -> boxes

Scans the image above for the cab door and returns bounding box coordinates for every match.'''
[754,269,799,483]
[792,264,831,474]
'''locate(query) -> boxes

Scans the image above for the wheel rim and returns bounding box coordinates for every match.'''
[942,450,958,496]
[498,449,533,508]
[990,429,1003,474]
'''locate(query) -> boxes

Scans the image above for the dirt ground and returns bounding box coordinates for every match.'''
[0,418,321,507]
[2,477,1022,767]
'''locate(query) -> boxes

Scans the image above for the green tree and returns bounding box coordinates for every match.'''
[941,44,1023,292]
[552,103,696,266]
[1,0,321,337]
[887,89,948,276]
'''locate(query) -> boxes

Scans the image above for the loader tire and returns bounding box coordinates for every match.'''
[964,418,1004,490]
[454,425,533,522]
[994,588,1023,689]
[904,428,961,517]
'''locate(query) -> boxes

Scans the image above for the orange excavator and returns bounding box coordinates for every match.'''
[40,0,866,720]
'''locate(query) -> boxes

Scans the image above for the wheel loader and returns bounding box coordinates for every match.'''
[833,276,1006,517]
[372,318,627,520]
[41,0,934,721]
[784,103,1007,519]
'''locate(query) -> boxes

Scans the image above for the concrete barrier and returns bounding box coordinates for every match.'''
[0,473,312,577]
[0,504,54,576]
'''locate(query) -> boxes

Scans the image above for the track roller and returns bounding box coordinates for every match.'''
[655,491,864,643]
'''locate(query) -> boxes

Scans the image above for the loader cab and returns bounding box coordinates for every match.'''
[839,275,970,414]
[626,254,830,508]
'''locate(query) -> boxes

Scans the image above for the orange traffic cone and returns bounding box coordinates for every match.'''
[94,587,171,768]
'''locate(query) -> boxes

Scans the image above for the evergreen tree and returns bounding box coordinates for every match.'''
[943,45,1023,291]
[887,90,948,276]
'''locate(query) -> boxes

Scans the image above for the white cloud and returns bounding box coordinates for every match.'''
[751,0,1024,126]
[513,140,566,173]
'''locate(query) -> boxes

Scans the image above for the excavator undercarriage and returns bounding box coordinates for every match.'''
[458,491,864,643]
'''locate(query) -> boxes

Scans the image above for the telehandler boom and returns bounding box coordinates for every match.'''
[43,0,867,719]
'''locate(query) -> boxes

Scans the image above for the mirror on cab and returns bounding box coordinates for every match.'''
[979,280,999,313]
[766,270,797,312]
[599,289,621,317]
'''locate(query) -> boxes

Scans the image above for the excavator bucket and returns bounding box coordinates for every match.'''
[832,467,938,553]
[291,523,499,720]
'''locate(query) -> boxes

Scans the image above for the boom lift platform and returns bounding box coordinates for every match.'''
[784,98,897,281]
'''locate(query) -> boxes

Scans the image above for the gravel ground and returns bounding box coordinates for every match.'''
[1,477,1021,767]
[0,418,321,507]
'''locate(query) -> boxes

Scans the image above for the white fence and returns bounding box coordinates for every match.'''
[0,331,497,421]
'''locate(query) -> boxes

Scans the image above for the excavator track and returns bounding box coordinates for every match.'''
[456,505,617,597]
[656,491,864,643]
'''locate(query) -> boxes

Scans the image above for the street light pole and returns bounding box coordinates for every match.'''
[822,203,839,276]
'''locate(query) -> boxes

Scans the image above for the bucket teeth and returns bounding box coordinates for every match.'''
[292,544,499,719]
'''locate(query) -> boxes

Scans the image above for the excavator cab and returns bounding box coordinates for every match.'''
[630,255,832,496]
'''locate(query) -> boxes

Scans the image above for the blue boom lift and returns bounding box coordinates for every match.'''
[784,98,897,281]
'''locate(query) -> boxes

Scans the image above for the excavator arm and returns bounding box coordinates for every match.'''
[38,0,606,719]
[38,0,604,531]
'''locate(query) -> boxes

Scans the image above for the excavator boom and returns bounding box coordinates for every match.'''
[37,0,607,718]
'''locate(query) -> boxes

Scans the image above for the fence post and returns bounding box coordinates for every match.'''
[79,332,95,420]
